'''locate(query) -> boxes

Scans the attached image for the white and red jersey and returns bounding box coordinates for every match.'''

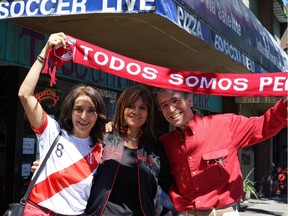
[29,114,102,215]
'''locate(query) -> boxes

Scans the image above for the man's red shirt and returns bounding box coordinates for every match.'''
[160,99,287,211]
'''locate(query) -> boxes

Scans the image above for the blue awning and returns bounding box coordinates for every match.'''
[156,0,288,72]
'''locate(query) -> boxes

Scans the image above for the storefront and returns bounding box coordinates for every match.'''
[235,96,288,197]
[0,0,287,212]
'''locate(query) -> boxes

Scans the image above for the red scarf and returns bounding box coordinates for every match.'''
[42,35,287,97]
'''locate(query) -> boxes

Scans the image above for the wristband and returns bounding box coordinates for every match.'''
[37,55,46,63]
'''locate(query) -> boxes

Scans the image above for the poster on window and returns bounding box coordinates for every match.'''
[23,137,35,154]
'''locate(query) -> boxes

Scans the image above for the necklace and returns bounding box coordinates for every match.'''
[125,134,139,149]
[127,134,139,141]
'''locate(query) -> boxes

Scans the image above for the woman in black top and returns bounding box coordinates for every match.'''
[85,85,171,216]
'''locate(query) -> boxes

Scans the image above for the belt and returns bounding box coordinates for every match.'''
[179,203,238,216]
[27,200,69,216]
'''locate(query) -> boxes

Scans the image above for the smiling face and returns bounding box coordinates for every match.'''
[124,97,148,133]
[71,94,98,138]
[157,91,194,130]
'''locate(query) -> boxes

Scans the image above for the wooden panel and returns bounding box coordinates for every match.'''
[0,21,7,61]
[1,21,47,68]
[6,22,20,64]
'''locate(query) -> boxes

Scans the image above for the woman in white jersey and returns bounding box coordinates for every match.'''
[18,32,107,215]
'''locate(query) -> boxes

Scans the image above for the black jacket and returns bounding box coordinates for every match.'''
[85,132,171,216]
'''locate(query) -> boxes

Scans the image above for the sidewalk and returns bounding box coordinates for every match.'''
[239,196,287,216]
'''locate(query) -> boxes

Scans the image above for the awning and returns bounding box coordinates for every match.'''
[1,0,287,73]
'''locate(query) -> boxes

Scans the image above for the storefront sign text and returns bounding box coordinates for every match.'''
[235,96,283,104]
[35,89,59,106]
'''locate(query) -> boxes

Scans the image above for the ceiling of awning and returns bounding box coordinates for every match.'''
[7,13,250,74]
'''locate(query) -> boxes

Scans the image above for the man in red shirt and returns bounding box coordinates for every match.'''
[156,89,287,216]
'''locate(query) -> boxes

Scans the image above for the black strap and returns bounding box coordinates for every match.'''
[20,131,62,204]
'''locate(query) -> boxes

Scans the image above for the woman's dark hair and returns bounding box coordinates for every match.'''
[58,84,107,146]
[113,85,156,143]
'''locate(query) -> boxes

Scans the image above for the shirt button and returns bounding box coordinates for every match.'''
[188,156,192,160]
[192,172,196,175]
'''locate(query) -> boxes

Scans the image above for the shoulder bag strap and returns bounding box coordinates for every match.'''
[20,131,62,204]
